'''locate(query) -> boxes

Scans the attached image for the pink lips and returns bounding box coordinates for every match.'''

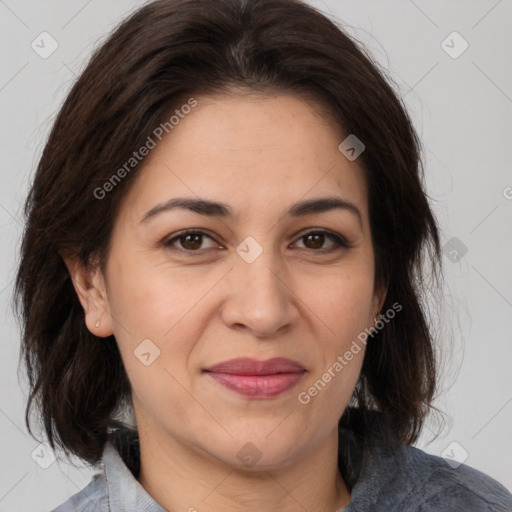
[203,357,306,398]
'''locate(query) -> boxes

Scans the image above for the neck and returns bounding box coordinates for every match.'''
[137,426,351,512]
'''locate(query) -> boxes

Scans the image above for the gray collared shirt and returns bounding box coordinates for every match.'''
[51,418,512,512]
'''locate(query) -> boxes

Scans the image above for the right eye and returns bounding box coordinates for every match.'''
[162,230,221,253]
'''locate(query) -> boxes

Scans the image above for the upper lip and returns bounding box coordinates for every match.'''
[204,357,306,375]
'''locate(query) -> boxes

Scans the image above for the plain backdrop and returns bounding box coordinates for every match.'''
[0,0,511,510]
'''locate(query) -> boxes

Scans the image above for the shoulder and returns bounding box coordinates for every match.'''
[50,472,108,512]
[399,444,512,511]
[340,409,512,512]
[357,443,512,512]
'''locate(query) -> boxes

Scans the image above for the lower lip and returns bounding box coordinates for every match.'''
[206,371,305,398]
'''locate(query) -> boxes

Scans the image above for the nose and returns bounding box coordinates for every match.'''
[219,247,300,338]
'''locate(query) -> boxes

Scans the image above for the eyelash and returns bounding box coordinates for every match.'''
[162,229,352,255]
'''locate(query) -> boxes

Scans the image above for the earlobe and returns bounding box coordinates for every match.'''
[372,284,388,325]
[379,282,388,310]
[61,254,113,337]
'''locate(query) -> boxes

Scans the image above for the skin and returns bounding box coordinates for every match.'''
[65,91,386,512]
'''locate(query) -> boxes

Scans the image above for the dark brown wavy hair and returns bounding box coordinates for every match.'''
[14,0,443,487]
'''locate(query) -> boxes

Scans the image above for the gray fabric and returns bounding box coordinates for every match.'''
[51,413,512,512]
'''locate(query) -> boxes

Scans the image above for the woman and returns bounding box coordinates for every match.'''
[14,0,512,510]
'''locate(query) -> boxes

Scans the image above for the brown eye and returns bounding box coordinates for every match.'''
[180,234,203,250]
[163,230,217,252]
[294,230,350,252]
[303,233,325,249]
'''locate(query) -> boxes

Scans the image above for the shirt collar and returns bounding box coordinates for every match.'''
[102,441,167,511]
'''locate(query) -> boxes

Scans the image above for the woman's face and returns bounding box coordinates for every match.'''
[78,92,384,470]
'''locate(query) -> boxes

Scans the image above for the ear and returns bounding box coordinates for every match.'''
[371,282,388,321]
[62,254,113,338]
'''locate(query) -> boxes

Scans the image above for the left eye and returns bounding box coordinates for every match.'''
[163,229,349,253]
[294,230,349,251]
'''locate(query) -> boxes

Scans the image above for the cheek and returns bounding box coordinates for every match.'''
[299,267,375,339]
[107,250,200,336]
[106,253,218,389]
[294,268,373,407]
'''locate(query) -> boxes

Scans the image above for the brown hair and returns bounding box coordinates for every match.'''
[14,0,443,484]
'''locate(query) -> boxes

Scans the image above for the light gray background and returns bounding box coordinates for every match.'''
[1,1,511,510]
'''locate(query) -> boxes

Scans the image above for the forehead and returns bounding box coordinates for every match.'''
[120,92,369,224]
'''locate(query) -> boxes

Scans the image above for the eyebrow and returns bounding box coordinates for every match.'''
[140,196,363,227]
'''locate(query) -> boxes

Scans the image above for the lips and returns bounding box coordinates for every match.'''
[205,357,305,375]
[203,357,306,398]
